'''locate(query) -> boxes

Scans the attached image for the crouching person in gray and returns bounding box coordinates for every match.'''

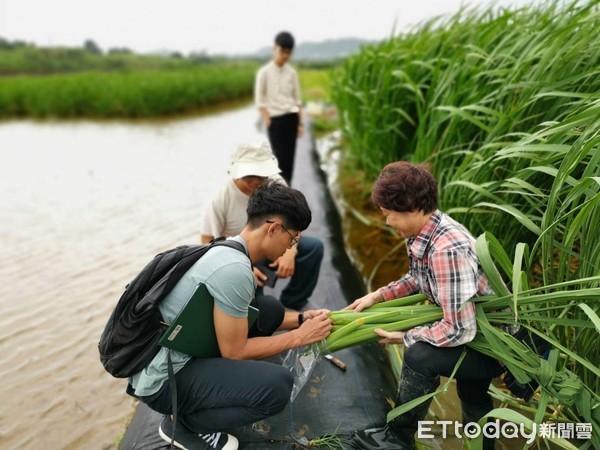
[127,180,332,450]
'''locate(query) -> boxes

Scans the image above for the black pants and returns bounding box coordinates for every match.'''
[404,342,504,405]
[132,295,292,433]
[267,112,299,185]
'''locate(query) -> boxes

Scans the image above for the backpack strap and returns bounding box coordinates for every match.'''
[135,246,189,294]
[167,350,177,449]
[209,238,249,259]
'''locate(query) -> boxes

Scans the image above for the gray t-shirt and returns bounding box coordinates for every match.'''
[129,236,255,397]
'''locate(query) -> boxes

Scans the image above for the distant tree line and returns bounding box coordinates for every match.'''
[0,37,345,76]
[0,37,243,76]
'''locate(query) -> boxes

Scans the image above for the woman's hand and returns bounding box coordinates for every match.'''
[344,291,383,312]
[374,328,406,345]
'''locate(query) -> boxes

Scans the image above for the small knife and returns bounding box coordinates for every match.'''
[324,354,347,371]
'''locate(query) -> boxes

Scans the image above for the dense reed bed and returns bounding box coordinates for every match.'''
[330,0,599,447]
[332,0,599,246]
[0,63,257,118]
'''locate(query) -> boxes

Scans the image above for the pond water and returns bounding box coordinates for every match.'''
[0,105,264,449]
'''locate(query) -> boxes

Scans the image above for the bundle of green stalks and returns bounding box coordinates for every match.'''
[319,232,600,448]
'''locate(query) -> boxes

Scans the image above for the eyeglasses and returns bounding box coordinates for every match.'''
[266,220,299,248]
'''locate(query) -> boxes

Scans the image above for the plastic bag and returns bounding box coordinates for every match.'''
[282,344,322,402]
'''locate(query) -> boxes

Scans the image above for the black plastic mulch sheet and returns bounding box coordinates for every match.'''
[118,127,398,449]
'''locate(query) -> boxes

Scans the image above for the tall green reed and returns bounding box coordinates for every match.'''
[331,0,599,248]
[331,0,599,312]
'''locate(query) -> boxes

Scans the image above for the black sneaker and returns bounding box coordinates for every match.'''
[158,416,239,450]
[350,425,414,449]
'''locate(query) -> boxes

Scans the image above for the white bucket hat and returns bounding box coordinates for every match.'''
[228,142,281,178]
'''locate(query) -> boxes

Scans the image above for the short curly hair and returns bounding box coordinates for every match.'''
[371,161,438,213]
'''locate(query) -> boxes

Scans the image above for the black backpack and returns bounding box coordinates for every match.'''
[98,238,247,378]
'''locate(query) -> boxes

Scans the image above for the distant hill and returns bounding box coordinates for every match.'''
[251,37,374,61]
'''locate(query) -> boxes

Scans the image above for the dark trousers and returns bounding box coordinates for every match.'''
[267,112,299,185]
[404,342,504,405]
[256,235,323,311]
[133,295,292,433]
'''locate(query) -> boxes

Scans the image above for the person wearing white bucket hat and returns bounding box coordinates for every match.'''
[227,141,281,179]
[200,142,324,311]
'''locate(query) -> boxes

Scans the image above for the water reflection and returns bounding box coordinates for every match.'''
[0,105,263,449]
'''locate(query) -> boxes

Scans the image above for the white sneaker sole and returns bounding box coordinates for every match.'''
[158,425,239,450]
[222,435,239,450]
[158,425,186,449]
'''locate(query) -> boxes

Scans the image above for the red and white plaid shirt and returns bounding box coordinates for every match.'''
[378,210,493,347]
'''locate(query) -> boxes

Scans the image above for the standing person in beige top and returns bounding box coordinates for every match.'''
[255,31,303,185]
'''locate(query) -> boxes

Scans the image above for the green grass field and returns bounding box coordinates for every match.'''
[0,63,258,118]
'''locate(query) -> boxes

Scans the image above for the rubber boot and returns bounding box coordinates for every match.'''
[461,397,496,450]
[350,364,439,449]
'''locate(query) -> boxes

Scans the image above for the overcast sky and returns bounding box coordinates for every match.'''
[1,0,547,55]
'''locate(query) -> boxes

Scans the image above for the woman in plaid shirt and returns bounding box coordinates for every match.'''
[349,162,502,450]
